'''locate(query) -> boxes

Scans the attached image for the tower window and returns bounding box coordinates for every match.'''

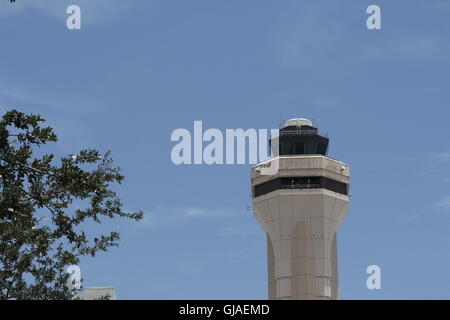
[318,143,327,155]
[295,142,305,154]
[305,141,317,154]
[280,141,293,155]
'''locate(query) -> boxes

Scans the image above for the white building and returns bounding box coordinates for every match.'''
[77,287,117,300]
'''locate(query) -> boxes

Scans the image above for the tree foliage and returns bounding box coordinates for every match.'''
[0,110,143,299]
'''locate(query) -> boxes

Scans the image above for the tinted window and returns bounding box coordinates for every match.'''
[295,142,305,154]
[280,141,293,155]
[305,141,317,154]
[318,143,327,155]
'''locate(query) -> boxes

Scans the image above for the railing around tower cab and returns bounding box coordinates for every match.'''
[281,183,321,190]
[279,129,327,138]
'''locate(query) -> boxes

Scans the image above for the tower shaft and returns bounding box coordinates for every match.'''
[252,155,350,300]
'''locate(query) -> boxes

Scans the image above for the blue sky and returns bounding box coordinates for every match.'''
[1,0,450,299]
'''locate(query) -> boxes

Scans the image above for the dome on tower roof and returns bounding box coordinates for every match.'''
[283,118,313,128]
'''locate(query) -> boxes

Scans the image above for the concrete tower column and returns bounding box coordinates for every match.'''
[251,118,350,300]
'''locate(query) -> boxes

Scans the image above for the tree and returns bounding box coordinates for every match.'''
[0,110,143,299]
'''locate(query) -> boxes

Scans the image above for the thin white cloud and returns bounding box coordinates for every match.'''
[0,0,138,25]
[271,8,344,68]
[137,206,238,228]
[421,0,450,9]
[314,98,338,108]
[362,37,439,61]
[217,225,261,237]
[0,84,66,112]
[185,208,233,218]
[0,82,99,113]
[411,152,450,214]
[395,214,422,222]
[429,151,450,164]
[271,2,445,69]
[414,151,450,182]
[162,256,202,275]
[0,82,97,152]
[436,196,450,210]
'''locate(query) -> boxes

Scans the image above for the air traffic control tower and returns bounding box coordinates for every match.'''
[251,118,350,300]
